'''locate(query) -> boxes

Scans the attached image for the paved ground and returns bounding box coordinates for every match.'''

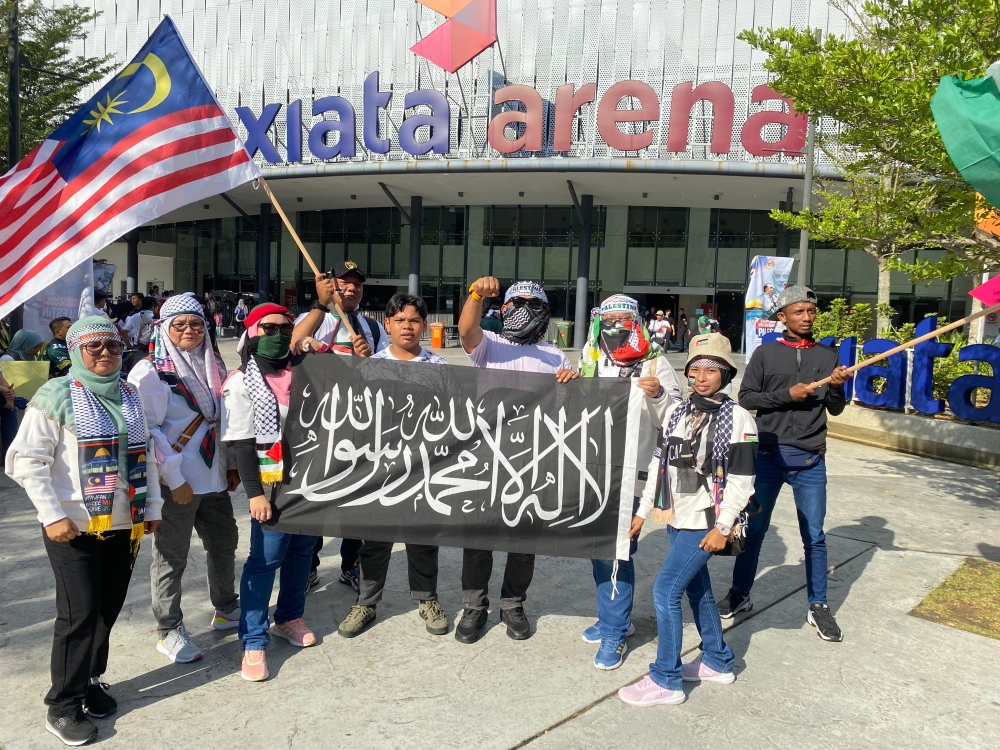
[2,342,999,749]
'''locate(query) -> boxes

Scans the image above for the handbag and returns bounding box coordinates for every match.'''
[706,496,760,556]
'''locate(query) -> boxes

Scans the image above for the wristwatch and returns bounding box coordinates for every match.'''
[715,523,733,537]
[311,300,330,313]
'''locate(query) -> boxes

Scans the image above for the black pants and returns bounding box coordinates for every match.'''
[43,528,137,716]
[311,537,363,573]
[357,542,439,606]
[461,549,535,612]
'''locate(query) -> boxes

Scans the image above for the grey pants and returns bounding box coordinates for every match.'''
[357,541,439,607]
[150,485,239,637]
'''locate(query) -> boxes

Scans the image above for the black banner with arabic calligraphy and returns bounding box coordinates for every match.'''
[271,354,642,560]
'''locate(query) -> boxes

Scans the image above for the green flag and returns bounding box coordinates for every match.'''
[931,74,1000,209]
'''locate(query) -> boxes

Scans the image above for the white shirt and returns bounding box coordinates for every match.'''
[371,347,448,364]
[6,404,163,529]
[127,359,233,494]
[220,369,290,442]
[294,310,388,356]
[467,330,570,373]
[123,310,154,347]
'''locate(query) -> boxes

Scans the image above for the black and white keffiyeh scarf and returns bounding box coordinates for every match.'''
[243,356,284,484]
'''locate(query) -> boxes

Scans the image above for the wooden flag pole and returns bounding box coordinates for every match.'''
[257,176,357,338]
[809,301,1000,388]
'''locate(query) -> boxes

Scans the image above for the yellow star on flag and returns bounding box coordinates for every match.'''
[83,92,128,132]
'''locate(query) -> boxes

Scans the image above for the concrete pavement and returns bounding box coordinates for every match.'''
[1,342,998,749]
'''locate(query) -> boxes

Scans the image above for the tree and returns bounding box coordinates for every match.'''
[0,0,112,173]
[741,0,1000,329]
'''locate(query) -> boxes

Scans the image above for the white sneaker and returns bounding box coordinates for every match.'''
[212,606,240,631]
[156,624,203,663]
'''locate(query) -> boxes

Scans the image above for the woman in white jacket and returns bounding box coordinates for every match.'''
[619,333,757,707]
[128,292,241,666]
[5,316,162,746]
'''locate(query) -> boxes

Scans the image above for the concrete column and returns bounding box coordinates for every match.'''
[126,229,139,294]
[257,204,271,303]
[408,195,422,295]
[573,194,594,350]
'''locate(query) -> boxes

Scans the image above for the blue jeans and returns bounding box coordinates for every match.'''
[650,526,733,690]
[239,520,318,652]
[591,497,640,644]
[732,452,828,604]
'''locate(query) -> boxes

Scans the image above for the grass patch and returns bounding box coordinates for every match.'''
[910,557,1000,640]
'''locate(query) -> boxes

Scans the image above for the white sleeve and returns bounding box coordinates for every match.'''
[5,406,66,526]
[645,354,683,426]
[144,439,163,521]
[127,360,185,490]
[466,332,495,367]
[221,372,256,441]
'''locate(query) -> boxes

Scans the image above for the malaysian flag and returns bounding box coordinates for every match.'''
[84,473,118,496]
[0,16,259,319]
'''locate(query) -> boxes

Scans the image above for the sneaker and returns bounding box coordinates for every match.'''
[211,606,240,631]
[594,639,627,670]
[338,566,360,591]
[581,621,635,644]
[156,624,202,663]
[454,608,488,644]
[271,618,317,647]
[808,603,844,642]
[240,650,268,682]
[418,600,449,635]
[82,680,117,718]
[337,605,377,638]
[500,606,532,640]
[717,589,753,620]
[618,675,686,707]
[305,570,320,594]
[681,655,736,684]
[46,708,98,746]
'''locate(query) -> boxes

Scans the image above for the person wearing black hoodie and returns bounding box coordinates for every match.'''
[717,286,851,642]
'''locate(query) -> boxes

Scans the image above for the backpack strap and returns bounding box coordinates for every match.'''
[362,315,381,351]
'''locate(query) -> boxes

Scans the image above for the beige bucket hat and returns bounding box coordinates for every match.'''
[685,333,737,375]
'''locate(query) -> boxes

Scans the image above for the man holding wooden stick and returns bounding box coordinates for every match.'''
[717,286,851,643]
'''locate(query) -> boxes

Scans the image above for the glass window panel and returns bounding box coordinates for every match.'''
[600,206,628,293]
[715,209,750,250]
[299,211,322,236]
[466,207,491,281]
[421,242,440,280]
[748,210,780,236]
[344,209,366,234]
[655,244,685,285]
[545,206,573,241]
[519,207,544,245]
[422,206,440,234]
[346,234,367,267]
[369,242,392,278]
[518,245,543,281]
[716,246,748,289]
[628,207,657,243]
[440,206,465,239]
[657,208,688,236]
[441,243,464,282]
[811,243,847,293]
[322,210,343,235]
[238,240,256,275]
[492,244,516,281]
[543,243,570,284]
[890,250,915,293]
[845,251,879,294]
[492,207,518,242]
[685,208,715,287]
[914,249,948,297]
[626,246,655,284]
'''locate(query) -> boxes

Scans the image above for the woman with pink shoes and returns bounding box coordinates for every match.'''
[220,303,319,681]
[618,333,758,707]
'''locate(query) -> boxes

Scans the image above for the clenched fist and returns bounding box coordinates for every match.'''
[472,276,500,299]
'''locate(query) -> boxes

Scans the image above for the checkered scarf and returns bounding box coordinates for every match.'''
[244,356,284,484]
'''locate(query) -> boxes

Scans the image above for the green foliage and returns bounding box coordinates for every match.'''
[812,297,873,341]
[741,0,1000,287]
[0,1,112,173]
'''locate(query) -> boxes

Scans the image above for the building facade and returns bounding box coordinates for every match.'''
[76,0,972,341]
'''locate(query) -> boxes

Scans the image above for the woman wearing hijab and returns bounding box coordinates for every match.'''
[221,303,319,682]
[5,317,162,746]
[1,328,45,361]
[128,293,242,665]
[618,333,757,707]
[578,295,683,670]
[0,329,42,451]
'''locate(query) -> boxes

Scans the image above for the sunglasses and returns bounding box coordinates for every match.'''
[509,298,546,311]
[81,341,123,356]
[258,322,294,335]
[169,320,205,332]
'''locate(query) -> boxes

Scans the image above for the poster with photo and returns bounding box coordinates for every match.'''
[744,255,795,359]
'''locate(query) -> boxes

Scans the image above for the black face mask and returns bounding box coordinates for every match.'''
[501,299,550,345]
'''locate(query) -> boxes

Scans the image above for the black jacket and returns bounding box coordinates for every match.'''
[738,338,846,453]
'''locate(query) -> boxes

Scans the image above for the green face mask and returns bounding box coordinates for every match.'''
[256,331,291,359]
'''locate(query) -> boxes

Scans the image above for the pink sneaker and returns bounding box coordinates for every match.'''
[241,650,268,682]
[682,655,735,684]
[618,675,686,706]
[271,618,317,648]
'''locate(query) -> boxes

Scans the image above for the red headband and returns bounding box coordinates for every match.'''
[244,303,293,331]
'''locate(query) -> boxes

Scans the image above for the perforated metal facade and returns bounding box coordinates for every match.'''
[57,0,846,165]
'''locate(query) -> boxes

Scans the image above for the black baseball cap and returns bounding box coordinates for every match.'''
[330,260,366,281]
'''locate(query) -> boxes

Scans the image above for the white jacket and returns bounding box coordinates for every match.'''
[128,359,234,494]
[637,397,758,530]
[6,405,163,529]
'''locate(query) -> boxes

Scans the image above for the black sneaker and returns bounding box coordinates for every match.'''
[338,566,360,592]
[808,603,844,642]
[82,681,117,718]
[717,589,753,620]
[500,606,532,640]
[454,608,488,644]
[46,708,97,746]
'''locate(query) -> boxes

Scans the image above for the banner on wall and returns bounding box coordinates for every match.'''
[271,355,643,561]
[744,255,795,359]
[22,260,94,338]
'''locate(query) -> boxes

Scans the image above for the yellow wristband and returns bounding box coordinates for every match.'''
[468,284,483,301]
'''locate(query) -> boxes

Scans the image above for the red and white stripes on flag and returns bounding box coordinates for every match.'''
[0,104,258,319]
